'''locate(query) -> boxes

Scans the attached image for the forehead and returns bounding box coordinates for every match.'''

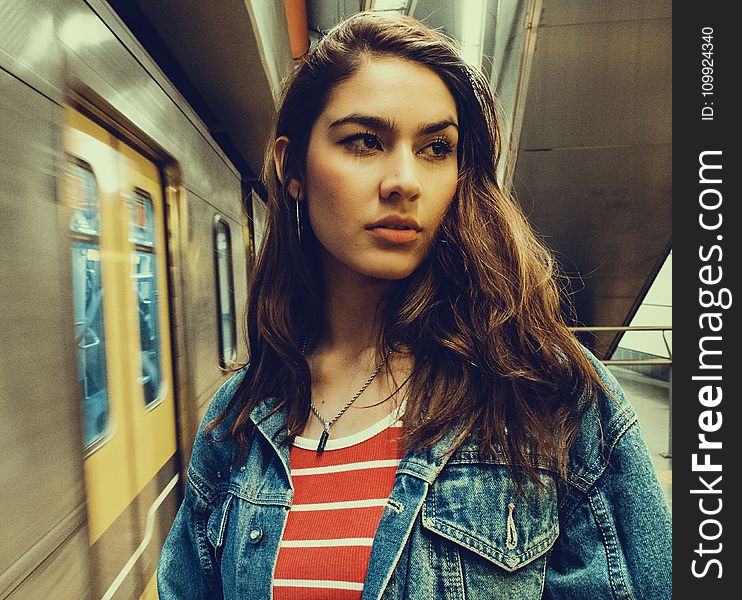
[318,57,458,126]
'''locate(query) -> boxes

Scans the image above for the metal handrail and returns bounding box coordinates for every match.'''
[569,325,672,364]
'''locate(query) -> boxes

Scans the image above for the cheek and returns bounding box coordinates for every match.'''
[432,175,458,223]
[304,158,349,240]
[305,150,345,209]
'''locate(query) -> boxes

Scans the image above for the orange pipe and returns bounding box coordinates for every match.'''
[284,0,310,60]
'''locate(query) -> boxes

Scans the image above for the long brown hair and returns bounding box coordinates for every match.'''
[212,12,602,483]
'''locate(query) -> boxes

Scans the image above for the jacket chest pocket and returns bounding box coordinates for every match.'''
[415,462,559,599]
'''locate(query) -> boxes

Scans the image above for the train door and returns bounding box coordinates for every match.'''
[63,108,179,599]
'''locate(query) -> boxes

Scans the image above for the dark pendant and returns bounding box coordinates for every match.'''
[317,429,329,454]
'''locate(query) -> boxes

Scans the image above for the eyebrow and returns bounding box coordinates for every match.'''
[328,113,458,135]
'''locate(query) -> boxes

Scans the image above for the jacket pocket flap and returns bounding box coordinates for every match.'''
[206,493,234,549]
[421,464,559,572]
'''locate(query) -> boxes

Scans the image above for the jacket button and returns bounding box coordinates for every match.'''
[249,528,263,543]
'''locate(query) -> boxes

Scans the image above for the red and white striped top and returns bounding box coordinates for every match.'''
[273,408,404,599]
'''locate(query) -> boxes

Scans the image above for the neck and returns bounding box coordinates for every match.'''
[317,255,396,357]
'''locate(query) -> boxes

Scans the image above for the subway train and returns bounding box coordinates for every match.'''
[1,2,259,598]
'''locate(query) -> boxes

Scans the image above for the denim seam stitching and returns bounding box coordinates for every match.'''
[189,468,219,505]
[604,414,638,458]
[557,484,586,524]
[537,546,551,597]
[215,494,233,548]
[588,489,633,600]
[565,413,638,493]
[269,505,290,600]
[226,484,292,507]
[191,486,221,593]
[441,537,465,600]
[374,491,429,600]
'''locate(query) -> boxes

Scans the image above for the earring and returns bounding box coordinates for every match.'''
[295,200,302,244]
[295,200,301,244]
[291,181,306,244]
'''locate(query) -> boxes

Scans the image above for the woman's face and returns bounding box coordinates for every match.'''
[299,57,459,282]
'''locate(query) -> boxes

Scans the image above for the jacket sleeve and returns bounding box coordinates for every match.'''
[544,420,672,599]
[156,476,223,599]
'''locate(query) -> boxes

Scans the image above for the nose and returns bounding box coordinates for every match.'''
[379,148,421,202]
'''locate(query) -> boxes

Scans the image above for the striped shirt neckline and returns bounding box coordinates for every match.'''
[292,403,404,451]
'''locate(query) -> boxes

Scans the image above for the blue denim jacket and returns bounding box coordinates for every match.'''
[158,352,671,599]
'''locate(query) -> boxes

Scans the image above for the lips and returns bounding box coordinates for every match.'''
[366,215,421,244]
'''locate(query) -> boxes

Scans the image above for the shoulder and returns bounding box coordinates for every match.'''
[187,367,249,503]
[565,347,639,490]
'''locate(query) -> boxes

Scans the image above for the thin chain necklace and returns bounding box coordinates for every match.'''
[303,343,392,454]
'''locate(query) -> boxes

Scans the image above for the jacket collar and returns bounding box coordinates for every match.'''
[249,396,293,484]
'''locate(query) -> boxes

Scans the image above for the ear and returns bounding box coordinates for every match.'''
[274,136,304,201]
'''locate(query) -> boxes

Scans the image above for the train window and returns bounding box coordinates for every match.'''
[67,159,110,449]
[127,189,162,407]
[214,216,237,367]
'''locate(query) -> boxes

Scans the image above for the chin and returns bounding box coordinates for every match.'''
[360,260,421,281]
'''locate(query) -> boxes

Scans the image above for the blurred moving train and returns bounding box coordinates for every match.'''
[1,1,257,598]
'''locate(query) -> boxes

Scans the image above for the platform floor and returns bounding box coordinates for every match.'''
[607,366,672,512]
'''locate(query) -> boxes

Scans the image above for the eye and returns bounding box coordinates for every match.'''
[343,132,383,154]
[421,137,455,160]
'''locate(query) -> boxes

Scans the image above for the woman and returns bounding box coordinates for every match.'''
[158,12,671,599]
